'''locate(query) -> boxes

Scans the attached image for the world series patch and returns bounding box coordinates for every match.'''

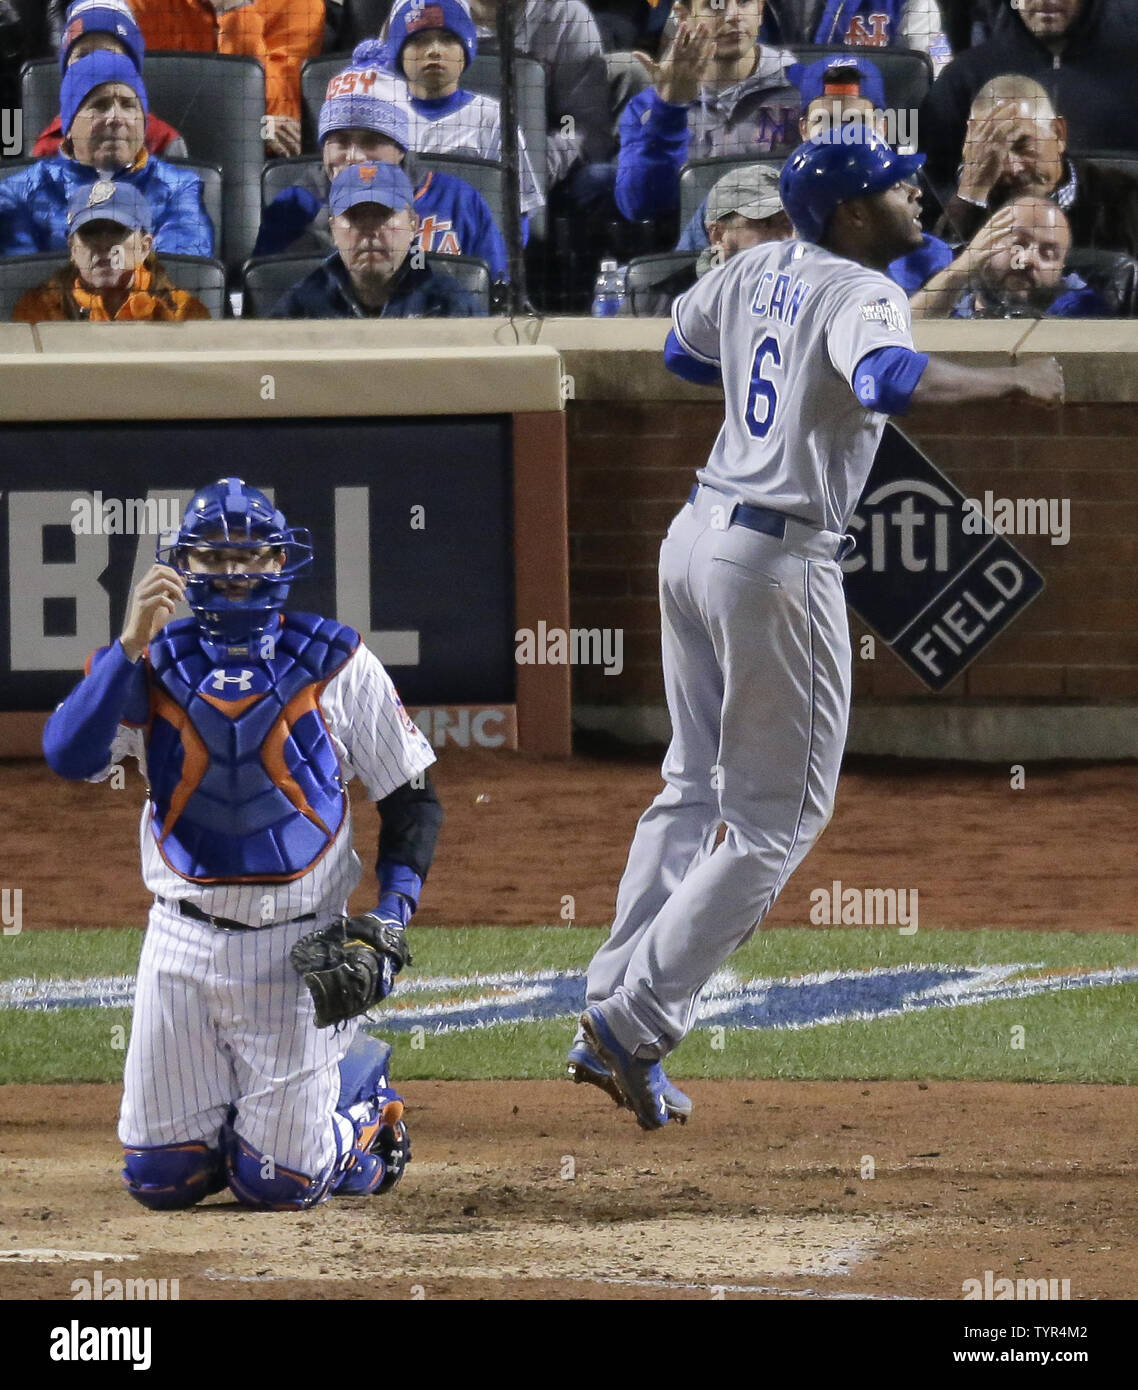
[859,297,906,333]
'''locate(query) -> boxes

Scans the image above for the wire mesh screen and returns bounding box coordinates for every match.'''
[0,3,1136,319]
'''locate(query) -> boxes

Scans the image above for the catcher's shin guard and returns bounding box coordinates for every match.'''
[334,1034,410,1196]
[122,1141,227,1210]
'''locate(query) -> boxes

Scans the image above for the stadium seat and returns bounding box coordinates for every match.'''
[625,251,699,317]
[1065,248,1138,317]
[20,53,265,267]
[241,249,491,317]
[0,250,226,320]
[241,251,324,317]
[300,52,547,235]
[679,155,784,233]
[262,156,326,209]
[1070,150,1138,184]
[787,44,933,114]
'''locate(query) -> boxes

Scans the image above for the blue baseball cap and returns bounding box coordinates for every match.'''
[60,51,148,135]
[789,55,887,113]
[319,92,410,149]
[60,0,145,73]
[328,161,416,216]
[67,179,154,234]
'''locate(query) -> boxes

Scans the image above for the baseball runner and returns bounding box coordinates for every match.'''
[571,130,1064,1129]
[43,479,444,1208]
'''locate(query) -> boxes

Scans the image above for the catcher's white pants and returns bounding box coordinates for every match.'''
[585,486,852,1057]
[118,899,357,1179]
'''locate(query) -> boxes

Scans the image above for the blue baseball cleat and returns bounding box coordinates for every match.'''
[579,1006,684,1131]
[568,1036,692,1123]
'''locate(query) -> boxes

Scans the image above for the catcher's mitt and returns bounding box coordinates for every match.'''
[290,914,412,1029]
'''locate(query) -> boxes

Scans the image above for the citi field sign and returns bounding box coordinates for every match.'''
[841,426,1045,691]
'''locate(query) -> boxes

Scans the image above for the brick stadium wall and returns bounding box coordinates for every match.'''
[567,399,1138,718]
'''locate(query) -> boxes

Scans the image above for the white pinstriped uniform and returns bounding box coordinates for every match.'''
[109,641,435,1177]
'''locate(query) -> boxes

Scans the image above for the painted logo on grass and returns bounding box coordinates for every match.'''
[5,962,1137,1033]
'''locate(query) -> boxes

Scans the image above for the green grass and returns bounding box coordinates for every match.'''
[2,925,1136,1085]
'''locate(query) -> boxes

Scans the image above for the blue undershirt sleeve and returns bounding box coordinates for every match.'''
[852,345,929,416]
[664,327,723,387]
[42,641,148,780]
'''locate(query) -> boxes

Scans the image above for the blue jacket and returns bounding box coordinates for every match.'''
[616,47,801,222]
[0,152,214,258]
[268,251,487,319]
[253,167,508,281]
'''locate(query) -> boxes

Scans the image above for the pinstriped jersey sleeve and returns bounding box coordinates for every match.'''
[319,643,436,801]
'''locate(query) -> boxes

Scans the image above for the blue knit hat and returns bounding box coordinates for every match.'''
[319,92,410,149]
[387,0,477,71]
[61,51,148,135]
[59,1,145,73]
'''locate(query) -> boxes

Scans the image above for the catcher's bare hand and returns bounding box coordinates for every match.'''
[121,564,185,663]
[1010,356,1064,408]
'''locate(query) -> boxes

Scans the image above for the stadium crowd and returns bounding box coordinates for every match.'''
[0,0,1134,320]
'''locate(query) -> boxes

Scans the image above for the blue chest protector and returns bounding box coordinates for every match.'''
[144,613,360,883]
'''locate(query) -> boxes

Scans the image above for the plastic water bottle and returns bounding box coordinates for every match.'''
[591,259,627,317]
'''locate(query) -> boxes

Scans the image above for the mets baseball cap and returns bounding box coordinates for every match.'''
[328,161,415,216]
[706,165,783,224]
[60,0,145,73]
[319,90,410,149]
[788,55,887,112]
[67,179,153,234]
[60,50,148,134]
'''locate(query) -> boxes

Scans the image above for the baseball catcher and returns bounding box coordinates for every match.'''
[43,478,444,1209]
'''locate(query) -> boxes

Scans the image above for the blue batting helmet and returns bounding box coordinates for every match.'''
[778,130,925,244]
[157,478,313,657]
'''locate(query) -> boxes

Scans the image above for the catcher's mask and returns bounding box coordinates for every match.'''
[157,477,313,659]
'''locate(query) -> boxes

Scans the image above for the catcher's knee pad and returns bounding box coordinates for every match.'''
[337,1032,394,1110]
[224,1133,334,1211]
[122,1141,226,1211]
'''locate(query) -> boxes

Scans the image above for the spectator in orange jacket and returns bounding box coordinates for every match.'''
[127,0,325,156]
[12,181,211,322]
[34,1,188,160]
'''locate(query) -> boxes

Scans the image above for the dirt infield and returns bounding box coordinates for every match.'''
[5,747,1138,930]
[2,747,1137,1300]
[2,1079,1134,1300]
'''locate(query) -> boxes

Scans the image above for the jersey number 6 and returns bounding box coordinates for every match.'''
[745,333,782,440]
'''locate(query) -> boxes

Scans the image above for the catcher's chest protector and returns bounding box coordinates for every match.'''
[144,613,359,882]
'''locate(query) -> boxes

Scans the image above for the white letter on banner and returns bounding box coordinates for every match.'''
[334,487,421,666]
[9,492,109,670]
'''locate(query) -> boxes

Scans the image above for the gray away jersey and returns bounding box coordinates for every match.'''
[671,239,917,534]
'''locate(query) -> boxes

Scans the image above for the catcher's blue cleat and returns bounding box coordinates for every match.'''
[568,1036,692,1123]
[579,1007,677,1131]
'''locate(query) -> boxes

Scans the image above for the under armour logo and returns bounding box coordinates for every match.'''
[211,669,254,692]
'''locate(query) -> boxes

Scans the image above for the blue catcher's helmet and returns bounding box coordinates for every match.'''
[778,130,925,244]
[157,478,313,658]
